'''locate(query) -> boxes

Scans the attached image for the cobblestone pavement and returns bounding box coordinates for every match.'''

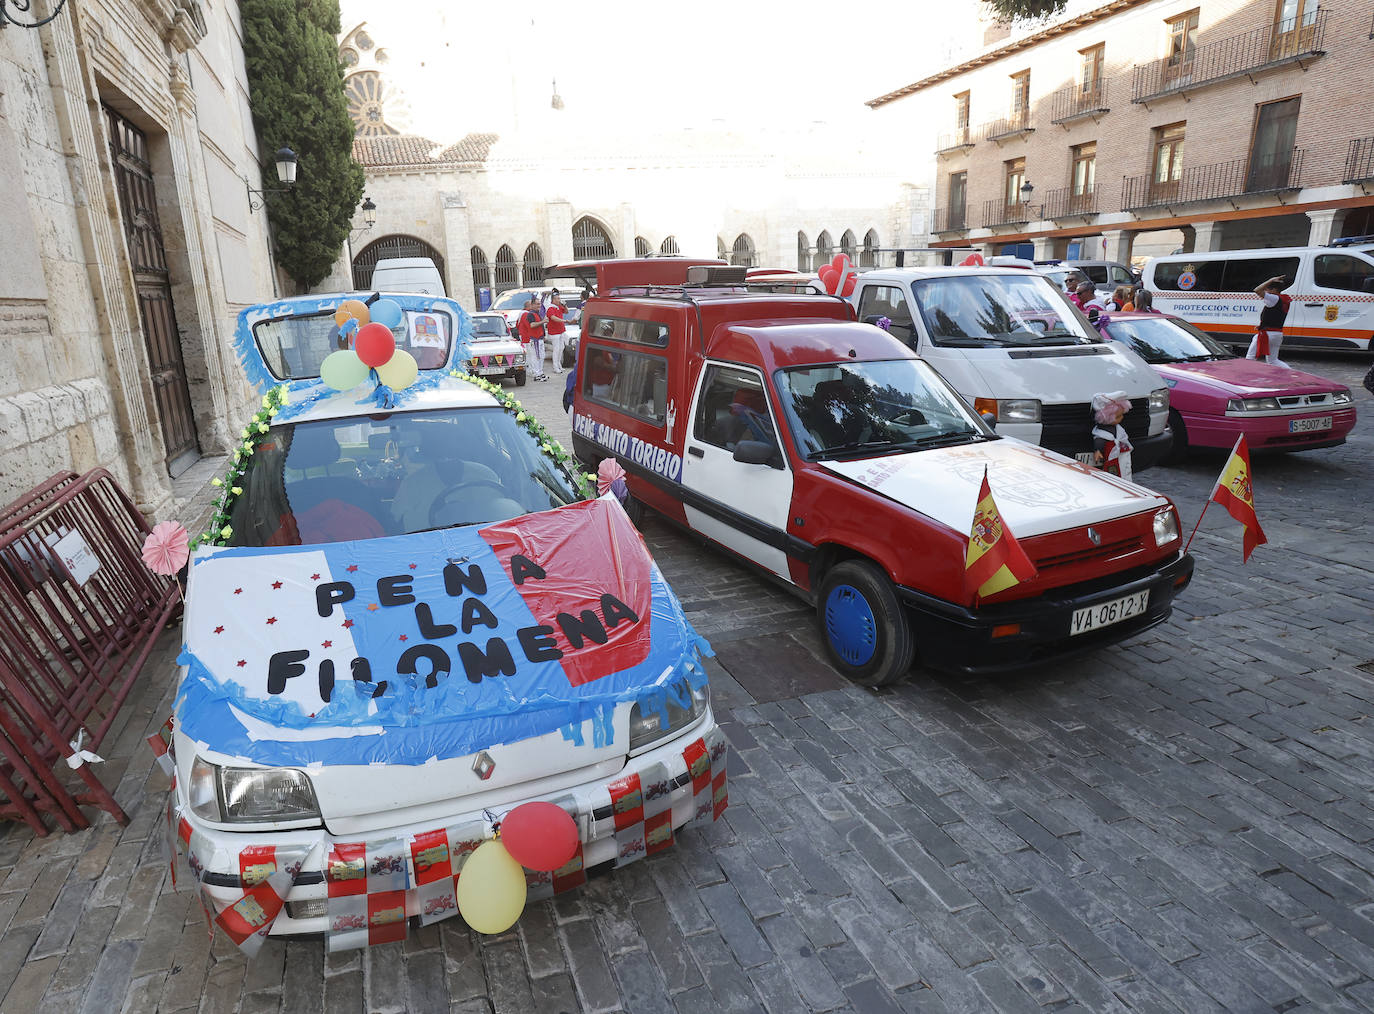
[1,352,1373,1013]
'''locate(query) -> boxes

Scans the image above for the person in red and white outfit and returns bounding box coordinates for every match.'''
[516,297,548,381]
[1247,275,1290,367]
[545,290,569,375]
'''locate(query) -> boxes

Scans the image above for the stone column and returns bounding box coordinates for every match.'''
[546,200,574,265]
[1032,236,1058,261]
[1190,221,1224,252]
[46,1,170,513]
[1101,229,1135,264]
[617,204,636,260]
[440,192,475,309]
[1306,208,1347,247]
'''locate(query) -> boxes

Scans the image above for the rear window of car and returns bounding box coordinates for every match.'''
[254,307,454,380]
[225,407,582,547]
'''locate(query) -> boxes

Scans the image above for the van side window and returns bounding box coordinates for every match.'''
[1314,254,1374,293]
[693,366,778,451]
[583,315,670,348]
[1080,266,1108,284]
[582,344,668,425]
[856,285,916,345]
[1153,260,1224,291]
[1110,266,1134,284]
[1220,257,1301,293]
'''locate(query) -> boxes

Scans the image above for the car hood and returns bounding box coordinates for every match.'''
[819,437,1168,538]
[1154,358,1340,396]
[175,498,708,827]
[467,338,523,358]
[956,344,1158,403]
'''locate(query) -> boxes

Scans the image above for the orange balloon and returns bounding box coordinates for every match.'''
[334,299,370,327]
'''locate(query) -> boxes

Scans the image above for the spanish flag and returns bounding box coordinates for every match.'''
[1210,434,1267,561]
[965,467,1038,600]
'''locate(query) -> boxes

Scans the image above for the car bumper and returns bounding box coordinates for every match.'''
[1001,423,1173,472]
[172,719,727,943]
[897,552,1194,674]
[1184,408,1356,452]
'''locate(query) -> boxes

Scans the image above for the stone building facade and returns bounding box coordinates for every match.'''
[0,0,276,513]
[868,0,1374,265]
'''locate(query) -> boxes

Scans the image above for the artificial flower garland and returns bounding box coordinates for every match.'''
[191,376,594,551]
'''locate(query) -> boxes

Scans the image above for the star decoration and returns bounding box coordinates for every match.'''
[266,617,277,625]
[342,619,355,629]
[213,626,224,634]
[236,659,246,667]
[271,581,283,590]
[311,573,321,581]
[322,640,333,648]
[399,634,409,642]
[233,588,243,595]
[408,563,417,570]
[347,565,359,573]
[367,603,379,612]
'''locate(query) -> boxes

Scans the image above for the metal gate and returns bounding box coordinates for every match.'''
[572,216,616,260]
[352,234,446,289]
[106,107,200,477]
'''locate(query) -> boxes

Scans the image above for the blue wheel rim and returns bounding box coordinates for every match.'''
[824,584,877,667]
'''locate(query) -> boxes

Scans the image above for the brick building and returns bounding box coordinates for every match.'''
[867,0,1374,266]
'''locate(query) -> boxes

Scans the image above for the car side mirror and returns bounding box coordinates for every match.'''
[979,411,998,426]
[733,439,783,469]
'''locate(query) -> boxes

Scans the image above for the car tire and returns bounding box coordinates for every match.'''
[515,369,527,387]
[1164,408,1188,464]
[816,560,914,687]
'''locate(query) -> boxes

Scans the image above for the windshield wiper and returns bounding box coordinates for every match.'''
[813,439,910,461]
[910,431,984,449]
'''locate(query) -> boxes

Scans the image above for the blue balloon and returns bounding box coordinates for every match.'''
[371,299,403,328]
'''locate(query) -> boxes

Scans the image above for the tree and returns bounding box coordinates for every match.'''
[241,0,364,291]
[983,0,1068,21]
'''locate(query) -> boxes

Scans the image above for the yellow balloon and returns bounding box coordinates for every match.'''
[334,299,370,327]
[376,349,418,390]
[456,839,527,934]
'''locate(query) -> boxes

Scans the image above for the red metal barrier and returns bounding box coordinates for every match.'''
[0,469,180,832]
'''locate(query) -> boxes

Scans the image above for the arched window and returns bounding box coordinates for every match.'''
[797,231,809,272]
[660,235,680,255]
[470,246,490,295]
[572,216,616,260]
[352,233,445,289]
[634,236,653,258]
[730,234,755,267]
[840,229,857,263]
[494,244,518,292]
[861,229,879,268]
[717,237,727,260]
[522,243,545,285]
[813,230,833,271]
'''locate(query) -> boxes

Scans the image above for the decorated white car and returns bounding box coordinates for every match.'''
[467,311,528,386]
[164,293,724,952]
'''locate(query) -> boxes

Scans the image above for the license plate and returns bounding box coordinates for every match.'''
[1070,590,1150,636]
[1074,452,1096,465]
[475,366,508,375]
[1289,416,1331,433]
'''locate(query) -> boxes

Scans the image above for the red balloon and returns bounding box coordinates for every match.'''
[500,802,579,872]
[840,274,857,297]
[959,252,985,267]
[819,266,839,294]
[831,253,849,274]
[355,322,395,368]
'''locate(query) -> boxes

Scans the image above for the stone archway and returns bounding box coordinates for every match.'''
[352,234,446,289]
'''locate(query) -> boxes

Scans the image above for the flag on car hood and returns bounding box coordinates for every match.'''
[965,466,1038,600]
[1209,434,1267,562]
[175,498,708,767]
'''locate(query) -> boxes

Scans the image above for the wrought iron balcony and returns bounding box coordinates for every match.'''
[982,198,1033,228]
[1043,187,1098,220]
[1132,10,1327,103]
[1344,137,1374,185]
[932,206,971,232]
[936,127,975,154]
[981,111,1033,142]
[1050,81,1109,124]
[1122,149,1303,211]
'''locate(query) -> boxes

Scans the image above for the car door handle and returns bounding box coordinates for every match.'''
[688,446,704,458]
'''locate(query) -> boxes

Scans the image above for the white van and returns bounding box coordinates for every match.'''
[369,257,446,296]
[1143,245,1374,352]
[851,266,1172,469]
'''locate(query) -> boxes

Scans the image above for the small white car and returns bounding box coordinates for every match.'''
[467,311,528,386]
[170,293,724,947]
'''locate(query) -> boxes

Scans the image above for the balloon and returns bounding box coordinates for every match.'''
[355,322,396,368]
[335,299,370,327]
[959,253,985,267]
[819,266,839,294]
[370,299,403,328]
[840,273,857,298]
[375,349,418,390]
[320,349,369,391]
[831,253,849,274]
[499,802,579,872]
[456,839,527,934]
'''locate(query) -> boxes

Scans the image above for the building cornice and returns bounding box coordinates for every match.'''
[865,0,1152,108]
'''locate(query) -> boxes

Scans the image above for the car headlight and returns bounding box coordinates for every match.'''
[1228,397,1280,412]
[628,673,709,753]
[1153,507,1179,547]
[514,352,526,365]
[1148,388,1169,413]
[190,755,321,823]
[973,398,1041,423]
[1332,389,1353,405]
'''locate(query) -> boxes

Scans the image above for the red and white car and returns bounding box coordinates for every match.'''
[1099,312,1357,459]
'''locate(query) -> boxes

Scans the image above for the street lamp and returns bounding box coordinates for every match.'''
[0,0,69,28]
[1018,179,1041,220]
[246,147,298,212]
[351,196,378,241]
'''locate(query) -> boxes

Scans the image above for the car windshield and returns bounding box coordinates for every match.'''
[472,316,508,338]
[910,274,1101,348]
[491,289,539,311]
[225,407,582,548]
[253,306,454,378]
[1104,316,1234,364]
[774,359,988,460]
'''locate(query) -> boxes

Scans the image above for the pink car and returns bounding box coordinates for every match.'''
[1100,313,1357,461]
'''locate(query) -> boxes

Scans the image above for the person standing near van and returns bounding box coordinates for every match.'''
[517,298,548,381]
[1248,275,1291,366]
[546,291,569,375]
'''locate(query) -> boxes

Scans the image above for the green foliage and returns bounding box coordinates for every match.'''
[241,0,363,291]
[983,0,1068,21]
